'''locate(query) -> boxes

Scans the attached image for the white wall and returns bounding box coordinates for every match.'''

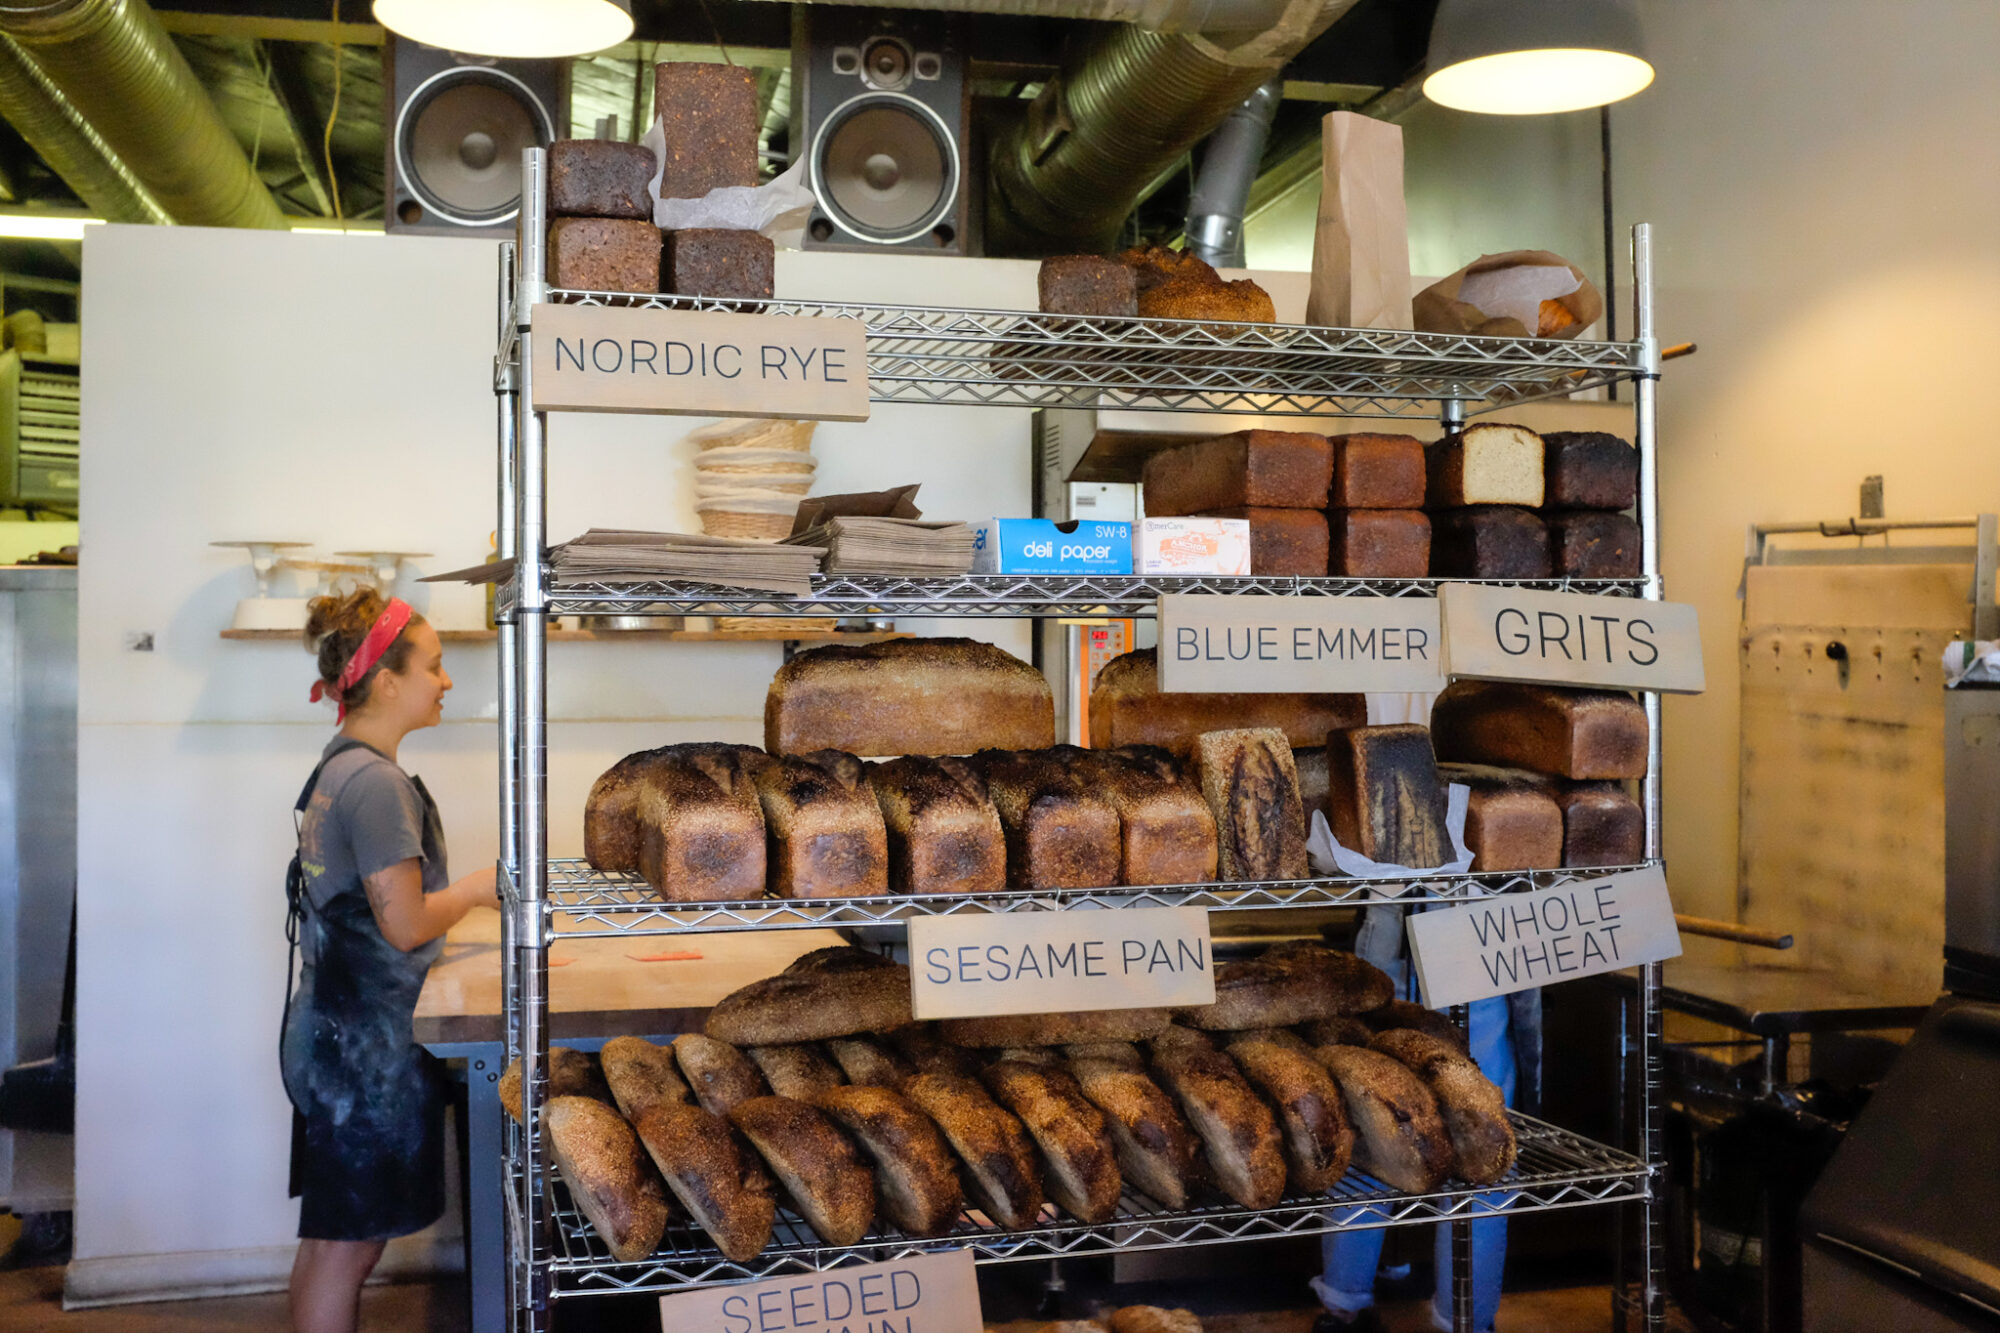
[74,228,1036,1295]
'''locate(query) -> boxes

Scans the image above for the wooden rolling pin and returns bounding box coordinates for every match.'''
[1675,914,1792,950]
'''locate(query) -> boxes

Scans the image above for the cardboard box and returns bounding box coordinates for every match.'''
[1135,517,1253,576]
[970,519,1133,575]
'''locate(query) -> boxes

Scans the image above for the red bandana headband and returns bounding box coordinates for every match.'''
[311,598,413,720]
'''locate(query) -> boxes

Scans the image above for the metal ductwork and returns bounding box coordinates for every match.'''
[765,0,1306,32]
[987,0,1357,255]
[0,0,285,228]
[1183,75,1280,266]
[0,33,169,224]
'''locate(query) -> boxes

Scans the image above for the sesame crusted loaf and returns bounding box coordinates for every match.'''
[728,1095,876,1246]
[1072,745,1219,886]
[1141,430,1333,516]
[1430,681,1649,780]
[1065,1049,1200,1208]
[1089,649,1364,757]
[1192,728,1309,882]
[766,638,1055,757]
[705,958,915,1045]
[499,1046,613,1124]
[546,1096,671,1263]
[865,756,1007,895]
[1148,1041,1286,1208]
[969,747,1122,891]
[1371,1029,1516,1184]
[745,752,888,898]
[1355,1000,1469,1054]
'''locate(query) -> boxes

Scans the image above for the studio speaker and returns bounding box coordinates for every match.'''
[792,7,974,254]
[383,39,565,235]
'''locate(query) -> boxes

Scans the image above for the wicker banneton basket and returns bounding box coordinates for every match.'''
[687,418,819,541]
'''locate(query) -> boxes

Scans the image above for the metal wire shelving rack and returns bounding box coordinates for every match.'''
[493,146,1671,1333]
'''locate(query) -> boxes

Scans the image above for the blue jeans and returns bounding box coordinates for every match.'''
[1312,994,1518,1332]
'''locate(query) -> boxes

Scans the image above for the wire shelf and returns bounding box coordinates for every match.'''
[535,290,1645,420]
[522,860,1654,936]
[511,572,1650,619]
[529,1112,1645,1297]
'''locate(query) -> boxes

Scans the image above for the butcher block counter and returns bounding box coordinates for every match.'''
[412,909,849,1329]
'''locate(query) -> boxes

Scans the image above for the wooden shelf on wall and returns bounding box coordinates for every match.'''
[220,628,911,645]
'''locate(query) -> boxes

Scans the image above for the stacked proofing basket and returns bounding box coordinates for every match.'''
[690,418,818,539]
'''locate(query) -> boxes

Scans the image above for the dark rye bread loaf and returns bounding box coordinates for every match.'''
[547,1096,671,1262]
[1072,746,1219,886]
[1192,728,1308,881]
[1141,430,1332,515]
[1324,724,1453,869]
[767,638,1055,757]
[634,1102,776,1262]
[1371,1029,1515,1184]
[1328,433,1427,509]
[745,752,887,898]
[969,748,1122,891]
[1429,506,1551,579]
[1435,763,1564,872]
[1039,256,1138,316]
[547,217,661,293]
[866,756,1007,895]
[1542,430,1639,510]
[1430,680,1649,780]
[547,139,656,218]
[1088,649,1364,757]
[653,63,759,200]
[1203,507,1329,576]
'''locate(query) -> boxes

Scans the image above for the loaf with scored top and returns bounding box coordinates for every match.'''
[1142,430,1332,516]
[1180,942,1393,1030]
[1431,680,1649,780]
[1324,724,1453,869]
[705,957,914,1045]
[1088,649,1364,757]
[1192,727,1309,882]
[767,637,1054,757]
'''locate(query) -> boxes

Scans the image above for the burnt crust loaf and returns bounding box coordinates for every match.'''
[1548,509,1642,578]
[1371,1029,1516,1184]
[1430,680,1649,780]
[547,1095,671,1263]
[745,751,888,898]
[866,756,1008,895]
[1542,430,1639,510]
[1311,1045,1454,1193]
[1224,1028,1355,1192]
[901,1072,1045,1229]
[815,1084,964,1237]
[1324,724,1452,869]
[1192,727,1309,882]
[1141,430,1333,516]
[1118,245,1276,324]
[728,1095,876,1246]
[633,1102,776,1262]
[767,638,1055,757]
[981,1060,1123,1222]
[1072,745,1219,886]
[1088,649,1363,757]
[1435,762,1564,872]
[968,747,1122,891]
[1429,506,1552,580]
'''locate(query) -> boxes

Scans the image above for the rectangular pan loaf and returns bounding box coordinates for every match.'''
[653,62,759,200]
[634,745,768,901]
[865,756,1007,895]
[547,139,657,219]
[970,748,1121,890]
[1429,506,1551,579]
[746,752,888,898]
[766,637,1054,757]
[1324,724,1453,869]
[1088,648,1364,757]
[1426,423,1545,507]
[1328,433,1427,509]
[1435,762,1564,871]
[1204,506,1328,576]
[1548,510,1641,578]
[1330,509,1430,578]
[1074,745,1219,885]
[1192,727,1308,881]
[1431,680,1649,779]
[1141,430,1332,516]
[1559,780,1645,866]
[1542,430,1639,510]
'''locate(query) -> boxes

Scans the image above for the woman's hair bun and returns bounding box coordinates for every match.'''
[304,587,424,713]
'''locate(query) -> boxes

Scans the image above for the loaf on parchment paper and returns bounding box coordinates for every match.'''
[652,62,760,201]
[1311,1045,1454,1194]
[1066,1047,1201,1209]
[1430,680,1649,780]
[1435,762,1564,872]
[1371,1029,1516,1185]
[704,957,914,1046]
[766,637,1054,757]
[1088,648,1364,757]
[728,1095,876,1247]
[745,751,888,899]
[969,747,1122,891]
[1224,1028,1355,1192]
[1141,429,1333,516]
[982,1060,1124,1223]
[1178,942,1393,1031]
[901,1072,1046,1230]
[1192,728,1309,882]
[1072,745,1219,887]
[1324,724,1453,870]
[745,1042,846,1101]
[633,1102,776,1263]
[499,1046,612,1124]
[866,756,1008,896]
[1426,423,1545,508]
[546,1095,671,1263]
[1148,1040,1286,1209]
[672,1033,769,1117]
[816,1084,964,1237]
[599,1036,691,1122]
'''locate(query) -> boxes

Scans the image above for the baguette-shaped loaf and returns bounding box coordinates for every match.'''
[1371,1030,1515,1184]
[746,1043,846,1101]
[825,1037,913,1089]
[1356,1001,1470,1054]
[1066,1051,1200,1208]
[630,745,768,902]
[766,638,1054,757]
[1089,649,1364,757]
[673,1034,769,1116]
[705,961,914,1045]
[1141,430,1333,515]
[1074,746,1219,885]
[1193,728,1308,881]
[1312,1045,1453,1193]
[902,1072,1045,1229]
[886,1025,985,1080]
[1436,762,1564,872]
[1542,430,1639,510]
[1297,1016,1377,1048]
[981,1061,1123,1222]
[969,748,1122,890]
[728,1096,876,1246]
[746,753,888,898]
[1225,1029,1354,1192]
[600,1036,691,1122]
[816,1085,963,1237]
[1179,943,1393,1030]
[633,1102,776,1263]
[547,1096,671,1263]
[1149,1043,1286,1208]
[1559,781,1645,866]
[940,1008,1171,1048]
[866,756,1008,895]
[1325,724,1453,869]
[1431,681,1649,780]
[499,1046,613,1124]
[1426,424,1544,507]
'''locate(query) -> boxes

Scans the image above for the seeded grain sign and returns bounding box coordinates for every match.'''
[656,1248,980,1333]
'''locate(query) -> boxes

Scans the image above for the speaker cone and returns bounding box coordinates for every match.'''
[394,65,554,226]
[812,93,958,245]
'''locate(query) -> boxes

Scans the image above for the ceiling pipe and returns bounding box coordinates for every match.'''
[751,0,1305,31]
[0,33,170,224]
[1182,74,1280,266]
[0,0,286,228]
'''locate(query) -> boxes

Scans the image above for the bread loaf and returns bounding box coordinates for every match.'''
[1559,781,1645,866]
[1426,424,1545,507]
[1329,433,1428,509]
[652,63,759,201]
[1548,509,1642,578]
[1297,1016,1377,1048]
[982,1061,1123,1222]
[600,1036,691,1122]
[825,1037,913,1089]
[1141,431,1332,516]
[866,756,1007,895]
[1119,247,1276,324]
[1312,1045,1453,1193]
[1329,509,1431,578]
[746,1043,846,1101]
[746,752,888,898]
[633,1102,776,1262]
[1224,1029,1355,1192]
[1371,1030,1515,1184]
[901,1072,1045,1229]
[784,944,899,975]
[1356,1001,1469,1055]
[548,139,657,219]
[547,217,660,294]
[1192,728,1308,881]
[1204,507,1329,576]
[1149,1042,1286,1208]
[994,1046,1065,1068]
[816,1085,963,1236]
[1435,763,1564,872]
[1039,256,1138,317]
[547,1096,671,1262]
[969,748,1122,891]
[663,228,774,300]
[584,747,675,872]
[1066,1051,1200,1208]
[1070,746,1218,886]
[1429,506,1552,580]
[887,1025,985,1080]
[1324,724,1453,869]
[616,744,767,901]
[1108,1309,1203,1333]
[767,638,1054,757]
[1542,431,1639,510]
[1148,1023,1216,1055]
[940,1009,1171,1048]
[728,1096,876,1246]
[499,1046,613,1124]
[705,960,914,1045]
[1179,943,1393,1030]
[1089,649,1364,757]
[673,1034,769,1116]
[1293,745,1329,816]
[1431,681,1649,779]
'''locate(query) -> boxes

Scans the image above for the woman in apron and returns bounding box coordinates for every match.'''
[282,590,497,1333]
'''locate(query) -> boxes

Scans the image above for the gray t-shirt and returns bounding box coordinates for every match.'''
[298,740,439,915]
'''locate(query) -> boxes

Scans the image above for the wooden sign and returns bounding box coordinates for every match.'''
[1156,593,1445,694]
[1438,584,1705,694]
[1405,865,1682,1007]
[531,303,870,420]
[908,907,1214,1021]
[656,1248,980,1333]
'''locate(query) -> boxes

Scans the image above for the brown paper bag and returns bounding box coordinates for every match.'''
[1413,250,1605,339]
[1305,111,1413,330]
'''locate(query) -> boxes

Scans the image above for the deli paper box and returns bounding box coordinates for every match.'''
[1135,517,1252,576]
[970,518,1133,575]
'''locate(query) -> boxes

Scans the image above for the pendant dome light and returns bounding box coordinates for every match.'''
[1423,0,1653,115]
[373,0,634,59]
